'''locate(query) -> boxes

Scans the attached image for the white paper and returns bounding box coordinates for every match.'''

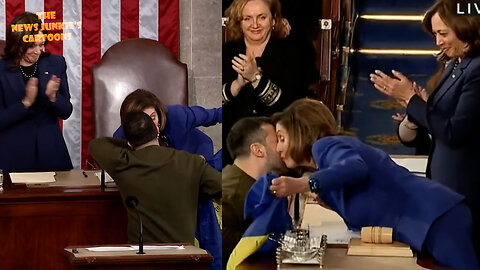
[86,246,135,252]
[10,172,56,184]
[391,156,428,175]
[310,222,360,244]
[130,245,185,250]
[86,245,185,252]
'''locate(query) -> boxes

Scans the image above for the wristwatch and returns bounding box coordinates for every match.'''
[308,175,320,193]
[250,72,262,83]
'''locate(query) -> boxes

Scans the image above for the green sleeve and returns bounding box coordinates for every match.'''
[88,137,130,173]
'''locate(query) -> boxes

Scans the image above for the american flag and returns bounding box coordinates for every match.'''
[0,0,179,169]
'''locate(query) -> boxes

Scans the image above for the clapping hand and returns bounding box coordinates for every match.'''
[45,75,60,102]
[22,77,38,108]
[370,70,416,107]
[232,53,258,82]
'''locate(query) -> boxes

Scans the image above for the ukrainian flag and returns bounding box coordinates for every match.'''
[196,197,222,270]
[226,173,292,270]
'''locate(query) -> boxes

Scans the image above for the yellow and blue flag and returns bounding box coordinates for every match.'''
[226,173,292,270]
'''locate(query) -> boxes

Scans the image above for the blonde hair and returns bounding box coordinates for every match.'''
[224,0,286,41]
[272,99,337,164]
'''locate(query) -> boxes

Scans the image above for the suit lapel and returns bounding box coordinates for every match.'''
[430,58,471,107]
[4,61,25,100]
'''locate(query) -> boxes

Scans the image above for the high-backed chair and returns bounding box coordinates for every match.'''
[92,38,188,138]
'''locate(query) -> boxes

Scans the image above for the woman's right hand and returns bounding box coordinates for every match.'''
[230,73,247,97]
[22,77,38,108]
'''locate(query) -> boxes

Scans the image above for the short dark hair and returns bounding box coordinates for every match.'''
[227,116,272,159]
[123,111,158,148]
[120,89,168,131]
[4,12,49,70]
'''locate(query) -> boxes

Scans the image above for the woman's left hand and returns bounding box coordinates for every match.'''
[269,176,310,197]
[370,70,415,107]
[45,75,60,102]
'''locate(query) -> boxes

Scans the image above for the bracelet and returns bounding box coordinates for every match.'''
[309,176,320,193]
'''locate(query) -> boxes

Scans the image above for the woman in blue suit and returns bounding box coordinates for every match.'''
[269,99,479,270]
[112,89,222,170]
[0,12,73,172]
[370,0,480,256]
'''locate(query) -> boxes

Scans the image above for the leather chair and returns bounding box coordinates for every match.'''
[0,40,6,58]
[92,38,188,138]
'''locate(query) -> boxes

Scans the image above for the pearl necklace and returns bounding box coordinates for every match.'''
[19,62,38,78]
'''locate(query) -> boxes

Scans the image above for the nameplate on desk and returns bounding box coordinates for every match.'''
[10,172,56,184]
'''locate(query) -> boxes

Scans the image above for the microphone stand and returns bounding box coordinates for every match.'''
[126,196,145,254]
[135,208,145,255]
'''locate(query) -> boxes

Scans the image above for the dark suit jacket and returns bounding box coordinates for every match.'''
[407,56,480,216]
[222,38,308,166]
[0,54,73,172]
[310,136,464,251]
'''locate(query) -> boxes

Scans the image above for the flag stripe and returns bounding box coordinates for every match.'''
[158,0,178,56]
[24,0,42,15]
[63,0,82,169]
[81,0,101,167]
[0,0,6,40]
[101,0,120,56]
[120,0,138,40]
[5,0,24,32]
[139,0,157,40]
[43,0,63,56]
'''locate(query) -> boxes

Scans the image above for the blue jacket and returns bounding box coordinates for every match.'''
[0,54,73,172]
[310,136,464,251]
[114,105,222,170]
[407,56,480,217]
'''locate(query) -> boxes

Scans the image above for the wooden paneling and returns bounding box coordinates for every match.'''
[0,171,127,269]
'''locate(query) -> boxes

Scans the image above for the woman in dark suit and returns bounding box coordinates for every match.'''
[370,0,480,256]
[268,99,479,270]
[0,12,73,172]
[222,0,309,166]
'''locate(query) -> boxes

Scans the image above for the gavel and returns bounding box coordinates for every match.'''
[361,226,393,244]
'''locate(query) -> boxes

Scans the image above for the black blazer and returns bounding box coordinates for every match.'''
[222,38,308,166]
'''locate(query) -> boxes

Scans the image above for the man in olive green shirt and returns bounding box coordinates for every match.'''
[89,111,221,245]
[222,117,286,268]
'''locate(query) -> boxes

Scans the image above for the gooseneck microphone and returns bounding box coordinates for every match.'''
[125,196,145,254]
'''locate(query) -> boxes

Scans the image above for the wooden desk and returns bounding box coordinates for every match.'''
[0,171,127,269]
[64,243,212,269]
[238,248,446,270]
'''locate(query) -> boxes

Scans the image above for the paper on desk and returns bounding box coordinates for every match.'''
[310,222,360,244]
[391,157,427,175]
[94,171,114,183]
[10,172,56,183]
[86,245,185,252]
[130,245,185,250]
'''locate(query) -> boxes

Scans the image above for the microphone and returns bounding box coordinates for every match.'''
[125,196,145,254]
